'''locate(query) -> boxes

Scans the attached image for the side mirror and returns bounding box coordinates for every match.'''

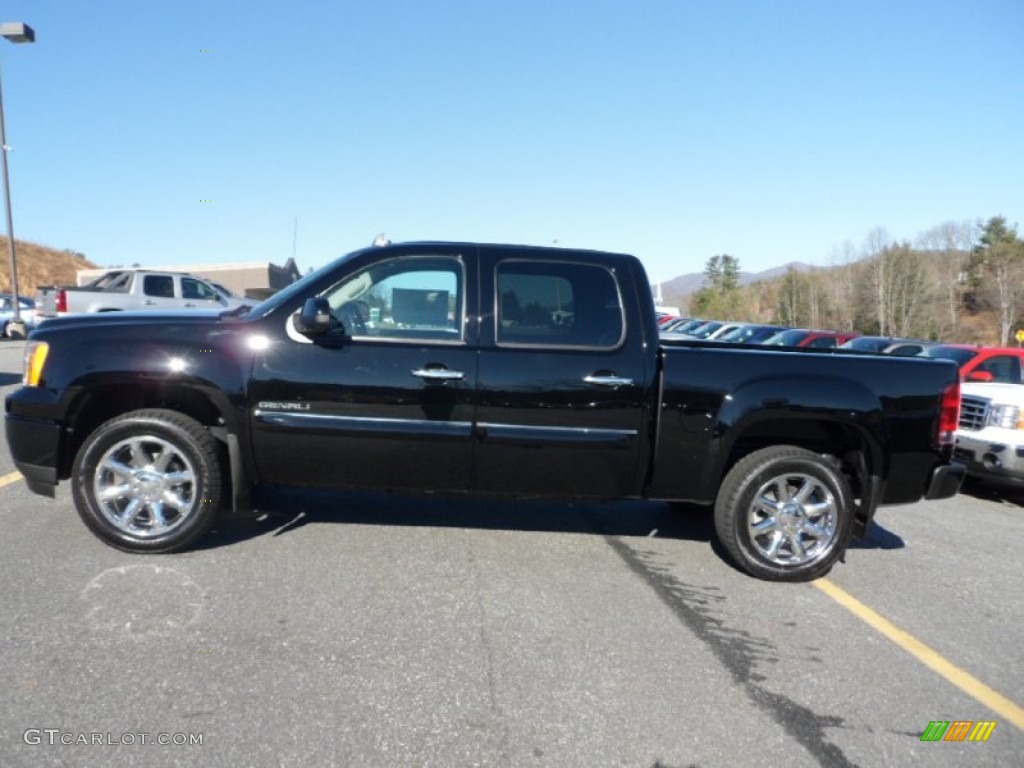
[966,370,994,383]
[293,297,333,337]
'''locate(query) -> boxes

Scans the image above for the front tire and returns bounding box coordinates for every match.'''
[714,445,854,581]
[71,409,223,553]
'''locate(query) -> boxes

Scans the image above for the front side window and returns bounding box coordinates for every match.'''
[496,261,623,348]
[321,256,463,342]
[182,278,218,301]
[974,355,1022,384]
[764,329,808,346]
[806,335,838,348]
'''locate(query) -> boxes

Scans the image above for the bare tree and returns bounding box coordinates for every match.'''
[864,228,894,335]
[916,220,976,337]
[881,243,930,338]
[827,241,858,332]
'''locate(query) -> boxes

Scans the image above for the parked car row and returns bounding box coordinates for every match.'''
[655,313,1024,491]
[0,294,39,338]
[658,317,1024,382]
[660,318,863,349]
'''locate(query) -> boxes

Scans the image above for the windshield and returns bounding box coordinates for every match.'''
[720,325,783,343]
[249,250,361,317]
[762,329,809,346]
[841,337,890,352]
[664,318,704,334]
[921,346,978,367]
[688,321,723,339]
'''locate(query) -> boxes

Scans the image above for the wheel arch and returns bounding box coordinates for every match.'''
[704,375,887,537]
[713,414,885,538]
[59,381,250,512]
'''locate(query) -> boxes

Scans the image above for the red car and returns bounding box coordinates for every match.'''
[762,328,860,349]
[921,344,1024,383]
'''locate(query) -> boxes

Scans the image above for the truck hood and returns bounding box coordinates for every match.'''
[960,382,1024,402]
[34,308,246,332]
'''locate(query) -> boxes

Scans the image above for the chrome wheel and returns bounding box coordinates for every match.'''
[747,472,838,567]
[93,435,198,538]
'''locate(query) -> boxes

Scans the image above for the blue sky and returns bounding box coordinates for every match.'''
[2,1,1021,282]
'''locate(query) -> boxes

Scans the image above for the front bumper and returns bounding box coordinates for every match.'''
[4,411,61,497]
[954,431,1024,487]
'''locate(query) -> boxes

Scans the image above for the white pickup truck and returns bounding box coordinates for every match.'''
[35,269,256,318]
[955,382,1024,487]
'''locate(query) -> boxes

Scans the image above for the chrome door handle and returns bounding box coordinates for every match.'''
[143,300,156,305]
[412,368,465,381]
[583,374,633,387]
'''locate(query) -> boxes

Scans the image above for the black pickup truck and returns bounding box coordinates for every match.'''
[6,242,965,580]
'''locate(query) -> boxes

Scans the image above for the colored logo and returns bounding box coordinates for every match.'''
[920,720,996,742]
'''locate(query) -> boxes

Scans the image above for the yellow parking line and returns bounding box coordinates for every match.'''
[0,470,23,488]
[813,578,1024,730]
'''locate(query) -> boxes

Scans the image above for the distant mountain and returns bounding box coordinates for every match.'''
[655,261,814,301]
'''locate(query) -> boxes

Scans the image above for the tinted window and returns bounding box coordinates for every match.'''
[763,329,809,346]
[720,326,784,343]
[497,261,623,348]
[672,319,706,334]
[143,275,175,298]
[805,335,838,348]
[842,337,890,351]
[689,321,724,339]
[922,347,978,367]
[323,255,463,342]
[87,271,130,291]
[886,344,924,356]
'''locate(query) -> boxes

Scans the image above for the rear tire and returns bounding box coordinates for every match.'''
[714,445,854,581]
[71,409,223,553]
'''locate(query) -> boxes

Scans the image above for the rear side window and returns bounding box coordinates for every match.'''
[143,275,175,298]
[496,261,623,348]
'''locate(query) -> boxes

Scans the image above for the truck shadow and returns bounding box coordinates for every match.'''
[847,520,905,550]
[196,487,717,551]
[197,487,907,553]
[958,480,1024,508]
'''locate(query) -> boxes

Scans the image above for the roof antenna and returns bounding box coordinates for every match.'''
[372,232,391,247]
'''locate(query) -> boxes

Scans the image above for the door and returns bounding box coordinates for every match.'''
[473,251,649,498]
[180,276,226,309]
[249,247,478,491]
[137,274,183,310]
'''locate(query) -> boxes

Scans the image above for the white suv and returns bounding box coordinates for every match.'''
[955,382,1024,487]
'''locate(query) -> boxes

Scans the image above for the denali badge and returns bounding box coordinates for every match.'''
[257,401,311,411]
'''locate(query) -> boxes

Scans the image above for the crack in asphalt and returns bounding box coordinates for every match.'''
[466,538,515,767]
[604,536,859,768]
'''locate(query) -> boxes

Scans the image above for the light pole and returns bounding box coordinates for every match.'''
[0,21,35,337]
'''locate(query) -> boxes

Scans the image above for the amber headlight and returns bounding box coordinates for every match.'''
[23,341,49,387]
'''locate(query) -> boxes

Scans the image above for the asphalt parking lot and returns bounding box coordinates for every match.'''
[0,339,1021,767]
